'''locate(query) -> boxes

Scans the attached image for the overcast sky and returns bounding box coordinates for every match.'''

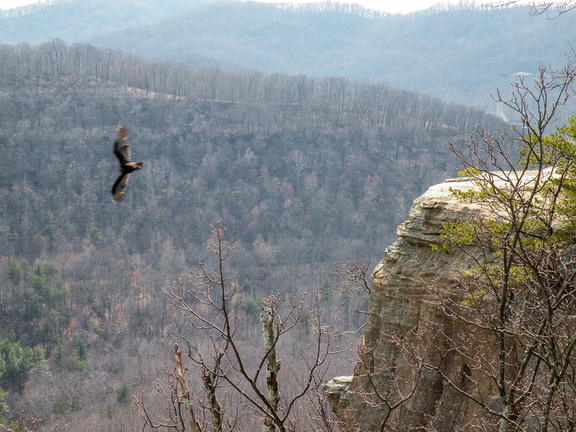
[0,0,509,14]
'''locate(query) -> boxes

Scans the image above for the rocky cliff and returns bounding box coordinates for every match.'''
[330,175,505,431]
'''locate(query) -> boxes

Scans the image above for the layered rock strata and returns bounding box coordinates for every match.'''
[331,175,502,431]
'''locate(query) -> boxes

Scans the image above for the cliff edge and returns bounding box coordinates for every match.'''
[330,174,509,431]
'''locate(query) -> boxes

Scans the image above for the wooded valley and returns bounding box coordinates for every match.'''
[0,40,507,430]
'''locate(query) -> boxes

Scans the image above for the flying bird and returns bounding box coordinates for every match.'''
[111,126,143,202]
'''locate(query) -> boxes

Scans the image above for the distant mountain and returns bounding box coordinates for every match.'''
[1,1,574,109]
[0,0,216,43]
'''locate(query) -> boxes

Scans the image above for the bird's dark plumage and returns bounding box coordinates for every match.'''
[111,126,143,202]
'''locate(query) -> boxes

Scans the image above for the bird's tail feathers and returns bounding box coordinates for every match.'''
[113,192,125,202]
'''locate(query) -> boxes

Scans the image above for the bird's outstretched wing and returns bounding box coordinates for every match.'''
[114,126,132,165]
[112,173,131,202]
[111,125,142,202]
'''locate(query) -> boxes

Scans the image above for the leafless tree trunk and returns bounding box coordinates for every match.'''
[174,344,203,432]
[138,223,341,431]
[261,306,281,432]
[201,365,223,432]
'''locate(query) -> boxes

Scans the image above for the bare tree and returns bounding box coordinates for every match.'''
[0,411,66,432]
[286,150,308,195]
[496,0,576,15]
[429,64,576,431]
[334,259,372,295]
[134,345,203,432]
[137,223,342,431]
[333,259,372,329]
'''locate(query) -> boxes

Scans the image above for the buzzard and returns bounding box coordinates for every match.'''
[111,126,143,202]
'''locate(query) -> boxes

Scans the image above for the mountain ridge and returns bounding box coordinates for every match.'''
[1,1,574,108]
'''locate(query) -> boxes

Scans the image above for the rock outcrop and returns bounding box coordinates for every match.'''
[331,175,503,431]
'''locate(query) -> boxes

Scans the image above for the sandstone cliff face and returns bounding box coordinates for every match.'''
[333,176,499,431]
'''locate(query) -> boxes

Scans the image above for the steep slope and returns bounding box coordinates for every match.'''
[335,175,491,429]
[333,170,560,430]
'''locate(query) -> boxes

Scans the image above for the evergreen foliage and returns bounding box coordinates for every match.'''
[0,334,45,391]
[115,385,133,404]
[0,388,7,423]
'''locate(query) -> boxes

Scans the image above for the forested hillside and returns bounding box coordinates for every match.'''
[0,40,506,430]
[1,1,574,109]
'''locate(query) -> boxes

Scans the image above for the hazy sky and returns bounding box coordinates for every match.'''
[0,0,499,14]
[252,0,484,14]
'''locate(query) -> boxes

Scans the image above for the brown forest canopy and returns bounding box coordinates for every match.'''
[0,39,510,427]
[0,39,506,340]
[0,39,505,258]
